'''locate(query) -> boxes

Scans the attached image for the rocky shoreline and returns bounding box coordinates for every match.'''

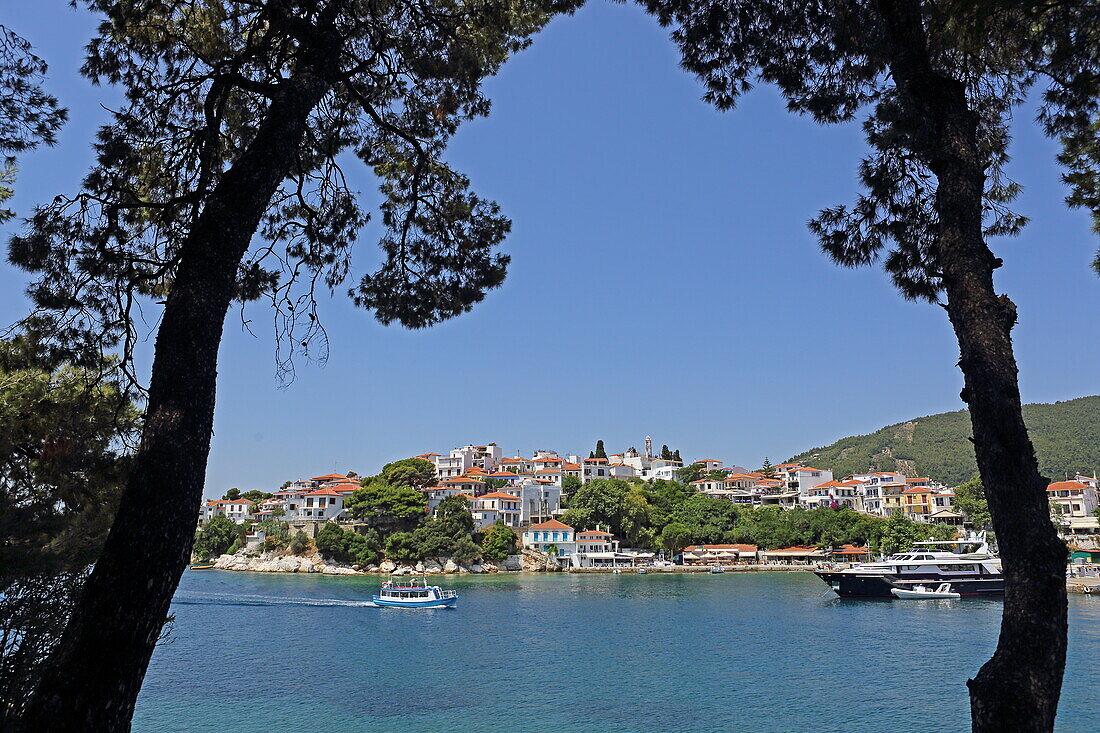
[208,549,550,575]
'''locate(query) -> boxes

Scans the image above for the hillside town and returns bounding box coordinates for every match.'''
[197,437,1100,571]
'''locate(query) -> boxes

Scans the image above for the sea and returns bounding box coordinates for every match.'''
[133,570,1100,732]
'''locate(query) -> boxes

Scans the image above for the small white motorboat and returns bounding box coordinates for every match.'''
[709,566,725,574]
[892,582,960,599]
[372,578,458,608]
[636,568,648,575]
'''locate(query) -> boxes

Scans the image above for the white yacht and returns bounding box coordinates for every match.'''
[815,535,1002,598]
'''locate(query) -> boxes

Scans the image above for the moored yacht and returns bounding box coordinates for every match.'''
[815,535,1002,598]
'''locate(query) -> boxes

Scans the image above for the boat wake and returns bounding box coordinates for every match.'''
[173,591,375,608]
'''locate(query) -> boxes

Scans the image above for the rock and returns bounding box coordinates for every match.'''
[504,555,523,571]
[379,559,396,573]
[391,567,407,576]
[424,560,443,574]
[414,561,425,573]
[469,563,484,574]
[351,564,360,571]
[443,559,459,573]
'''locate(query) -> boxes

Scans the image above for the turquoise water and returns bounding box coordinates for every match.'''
[134,570,1100,732]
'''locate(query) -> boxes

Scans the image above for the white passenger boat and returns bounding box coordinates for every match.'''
[372,578,458,608]
[892,582,961,599]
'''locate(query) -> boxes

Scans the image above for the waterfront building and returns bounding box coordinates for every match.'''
[682,544,759,565]
[762,546,827,564]
[828,544,871,562]
[521,520,576,558]
[571,529,639,568]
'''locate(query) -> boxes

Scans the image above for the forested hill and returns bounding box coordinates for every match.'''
[787,396,1100,486]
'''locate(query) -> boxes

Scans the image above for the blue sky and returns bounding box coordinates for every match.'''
[3,2,1098,497]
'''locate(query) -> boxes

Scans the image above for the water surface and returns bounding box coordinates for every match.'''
[134,570,1100,732]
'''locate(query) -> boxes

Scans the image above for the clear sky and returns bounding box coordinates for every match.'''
[3,2,1098,497]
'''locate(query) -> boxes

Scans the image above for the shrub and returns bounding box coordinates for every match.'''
[479,522,516,562]
[385,531,419,563]
[289,531,310,555]
[193,515,245,560]
[315,523,347,560]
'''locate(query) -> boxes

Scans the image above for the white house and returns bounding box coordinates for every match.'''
[430,443,503,478]
[1048,479,1100,531]
[785,466,834,498]
[571,529,636,568]
[470,492,522,530]
[608,462,638,480]
[514,480,562,525]
[521,520,576,558]
[300,487,346,521]
[651,464,681,482]
[581,457,612,482]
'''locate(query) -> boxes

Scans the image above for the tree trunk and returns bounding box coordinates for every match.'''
[20,69,332,732]
[875,3,1068,731]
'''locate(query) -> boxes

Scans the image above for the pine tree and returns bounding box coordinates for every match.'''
[638,2,1090,727]
[594,440,607,460]
[760,458,775,479]
[672,449,681,463]
[15,1,577,728]
[661,445,672,461]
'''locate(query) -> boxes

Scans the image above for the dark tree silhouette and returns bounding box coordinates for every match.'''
[10,0,575,728]
[638,1,1100,729]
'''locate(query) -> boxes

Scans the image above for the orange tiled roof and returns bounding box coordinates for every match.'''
[305,487,342,497]
[1048,480,1089,492]
[526,519,573,531]
[478,492,521,501]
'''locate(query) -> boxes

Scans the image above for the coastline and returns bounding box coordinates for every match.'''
[202,551,817,576]
[199,553,1098,591]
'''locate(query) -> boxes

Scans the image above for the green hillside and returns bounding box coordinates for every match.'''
[788,396,1100,486]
